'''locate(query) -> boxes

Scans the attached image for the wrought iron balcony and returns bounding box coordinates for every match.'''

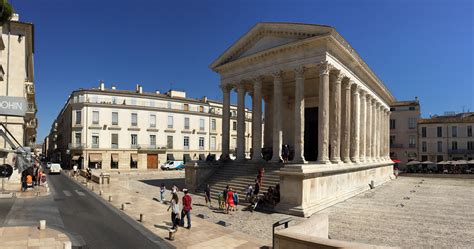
[448,149,474,154]
[68,143,86,149]
[137,144,167,151]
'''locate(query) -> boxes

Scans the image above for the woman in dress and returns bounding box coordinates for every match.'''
[226,187,234,214]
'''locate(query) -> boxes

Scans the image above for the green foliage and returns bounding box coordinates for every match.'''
[0,1,14,24]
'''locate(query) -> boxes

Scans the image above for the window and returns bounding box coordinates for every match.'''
[232,121,237,131]
[437,127,442,137]
[468,141,474,150]
[211,136,216,150]
[199,119,205,131]
[408,118,416,129]
[75,111,82,125]
[168,116,174,129]
[211,119,216,131]
[75,132,81,145]
[131,134,138,148]
[167,136,173,149]
[111,134,118,148]
[112,112,118,125]
[451,141,457,150]
[390,135,395,145]
[92,111,99,124]
[131,113,138,126]
[421,155,428,161]
[390,119,396,129]
[199,106,204,112]
[421,127,427,138]
[111,154,119,169]
[199,137,205,150]
[92,133,99,148]
[150,114,156,128]
[468,126,473,137]
[183,136,189,150]
[452,126,457,137]
[184,117,190,130]
[422,141,427,152]
[409,135,416,148]
[437,155,443,162]
[150,135,156,147]
[184,104,189,111]
[437,141,443,153]
[409,106,415,111]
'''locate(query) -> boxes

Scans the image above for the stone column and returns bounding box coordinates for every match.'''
[329,72,343,164]
[350,83,360,163]
[341,79,351,163]
[252,77,263,162]
[366,95,372,162]
[221,85,231,159]
[317,62,331,164]
[386,110,392,160]
[236,84,246,161]
[372,102,378,161]
[271,71,283,162]
[376,103,382,161]
[371,99,376,162]
[293,67,306,163]
[359,89,366,163]
[264,96,273,149]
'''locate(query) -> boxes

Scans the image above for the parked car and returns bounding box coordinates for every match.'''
[160,161,184,170]
[49,163,62,174]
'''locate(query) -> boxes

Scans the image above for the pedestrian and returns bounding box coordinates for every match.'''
[167,192,180,230]
[245,184,253,201]
[204,184,211,207]
[257,168,264,187]
[223,185,229,207]
[282,144,290,163]
[171,183,178,194]
[233,190,239,211]
[226,187,234,214]
[160,183,166,203]
[181,189,192,229]
[254,179,260,196]
[73,164,78,177]
[217,192,224,210]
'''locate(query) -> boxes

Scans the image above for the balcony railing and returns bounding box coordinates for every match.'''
[68,143,86,149]
[137,144,167,150]
[448,149,474,154]
[408,144,416,148]
[390,143,404,148]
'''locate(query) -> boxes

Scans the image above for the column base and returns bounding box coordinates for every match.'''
[330,157,342,164]
[291,157,307,164]
[350,158,360,164]
[316,160,331,165]
[270,157,282,163]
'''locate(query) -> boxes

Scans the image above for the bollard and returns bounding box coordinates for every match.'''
[39,220,46,230]
[139,213,144,222]
[91,186,94,191]
[108,195,113,202]
[121,203,126,210]
[99,190,103,196]
[85,182,89,187]
[168,229,175,241]
[63,241,72,249]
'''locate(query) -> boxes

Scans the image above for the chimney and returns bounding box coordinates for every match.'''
[99,81,105,91]
[202,96,208,102]
[415,96,419,102]
[155,90,160,94]
[139,85,143,94]
[111,85,116,90]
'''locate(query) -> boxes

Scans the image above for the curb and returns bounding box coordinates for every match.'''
[63,172,174,249]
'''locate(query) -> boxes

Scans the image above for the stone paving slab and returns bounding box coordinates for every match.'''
[0,226,71,249]
[69,172,269,249]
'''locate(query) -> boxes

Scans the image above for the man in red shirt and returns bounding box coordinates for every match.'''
[181,189,192,229]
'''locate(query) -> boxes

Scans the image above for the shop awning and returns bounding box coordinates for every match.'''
[167,154,175,161]
[183,154,192,163]
[131,154,138,162]
[89,153,102,163]
[71,155,80,161]
[111,154,119,163]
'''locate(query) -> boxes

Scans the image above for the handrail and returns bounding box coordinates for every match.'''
[273,217,292,249]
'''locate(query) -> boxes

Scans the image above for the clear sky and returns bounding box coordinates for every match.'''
[10,0,474,142]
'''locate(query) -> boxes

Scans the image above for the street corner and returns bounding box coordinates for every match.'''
[1,225,72,249]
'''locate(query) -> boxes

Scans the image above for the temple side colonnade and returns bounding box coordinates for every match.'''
[220,61,391,165]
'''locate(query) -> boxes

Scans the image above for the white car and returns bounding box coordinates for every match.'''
[49,163,62,174]
[160,161,184,170]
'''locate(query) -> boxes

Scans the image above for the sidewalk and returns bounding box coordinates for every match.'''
[69,172,269,249]
[0,226,71,249]
[1,180,51,199]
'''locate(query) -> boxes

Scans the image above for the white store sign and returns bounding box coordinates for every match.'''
[0,97,27,117]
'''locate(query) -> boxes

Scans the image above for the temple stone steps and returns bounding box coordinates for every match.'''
[195,162,282,202]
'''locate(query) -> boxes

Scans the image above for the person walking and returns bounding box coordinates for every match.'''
[167,192,180,230]
[245,184,253,201]
[257,168,265,187]
[204,184,212,208]
[223,185,229,207]
[226,187,234,214]
[181,189,192,229]
[282,144,290,163]
[160,183,166,203]
[233,190,239,211]
[73,164,78,177]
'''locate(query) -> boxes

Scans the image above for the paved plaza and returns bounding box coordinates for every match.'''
[0,226,71,249]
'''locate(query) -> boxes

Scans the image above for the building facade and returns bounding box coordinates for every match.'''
[389,100,420,168]
[46,83,252,170]
[418,112,474,162]
[209,22,396,217]
[0,14,37,187]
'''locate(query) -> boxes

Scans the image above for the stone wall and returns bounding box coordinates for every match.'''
[184,162,221,192]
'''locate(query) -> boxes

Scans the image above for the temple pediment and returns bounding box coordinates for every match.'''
[210,22,334,70]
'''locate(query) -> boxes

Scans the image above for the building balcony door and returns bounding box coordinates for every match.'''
[147,154,158,169]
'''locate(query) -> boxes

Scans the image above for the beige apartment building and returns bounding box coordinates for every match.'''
[418,112,474,162]
[0,14,37,187]
[46,83,252,170]
[389,100,420,168]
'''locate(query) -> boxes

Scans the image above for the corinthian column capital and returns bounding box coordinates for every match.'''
[293,66,306,79]
[319,61,333,75]
[272,70,283,80]
[220,84,232,93]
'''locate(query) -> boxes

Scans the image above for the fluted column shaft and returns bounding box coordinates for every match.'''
[318,63,331,164]
[221,85,231,159]
[386,110,392,160]
[376,104,382,160]
[251,78,263,162]
[236,84,246,160]
[271,72,283,162]
[366,95,372,162]
[293,67,306,163]
[373,102,379,161]
[371,100,376,161]
[359,90,367,162]
[350,84,360,163]
[330,73,342,163]
[341,80,352,163]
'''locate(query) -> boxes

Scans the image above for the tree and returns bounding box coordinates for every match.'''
[0,0,14,24]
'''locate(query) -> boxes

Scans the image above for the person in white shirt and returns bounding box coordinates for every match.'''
[73,164,78,177]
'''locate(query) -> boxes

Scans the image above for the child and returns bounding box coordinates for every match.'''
[245,184,253,201]
[217,192,224,210]
[233,191,239,211]
[160,183,166,203]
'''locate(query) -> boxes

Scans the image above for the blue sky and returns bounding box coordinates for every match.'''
[11,0,474,142]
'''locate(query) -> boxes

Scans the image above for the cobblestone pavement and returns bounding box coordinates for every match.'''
[71,171,270,248]
[320,176,474,248]
[0,226,71,249]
